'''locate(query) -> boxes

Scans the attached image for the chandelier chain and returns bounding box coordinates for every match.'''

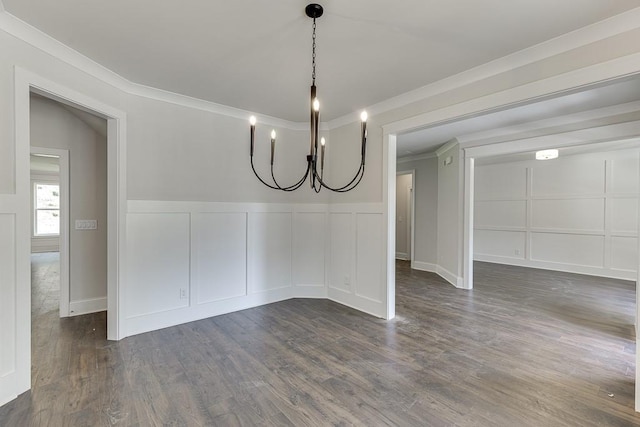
[312,18,317,84]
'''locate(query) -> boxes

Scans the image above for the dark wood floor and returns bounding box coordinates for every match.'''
[1,256,639,426]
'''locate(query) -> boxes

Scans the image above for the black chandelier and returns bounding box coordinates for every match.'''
[249,3,368,193]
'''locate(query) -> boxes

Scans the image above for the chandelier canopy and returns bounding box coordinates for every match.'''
[249,3,368,193]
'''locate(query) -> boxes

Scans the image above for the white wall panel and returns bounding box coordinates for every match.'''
[475,163,526,200]
[475,150,639,279]
[531,232,604,267]
[531,198,605,231]
[475,200,526,228]
[611,198,638,234]
[194,212,247,304]
[611,236,638,271]
[356,214,384,303]
[329,213,353,292]
[611,155,640,194]
[474,229,525,259]
[249,212,292,293]
[0,214,16,377]
[125,213,190,318]
[293,212,326,287]
[532,158,605,196]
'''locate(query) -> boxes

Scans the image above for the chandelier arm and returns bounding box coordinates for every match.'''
[329,164,366,193]
[270,162,310,192]
[311,167,322,193]
[250,155,282,190]
[312,159,365,192]
[315,164,365,193]
[313,168,323,193]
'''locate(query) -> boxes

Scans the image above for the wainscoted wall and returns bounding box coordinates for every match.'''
[474,149,639,280]
[0,212,16,380]
[328,204,386,317]
[125,201,384,337]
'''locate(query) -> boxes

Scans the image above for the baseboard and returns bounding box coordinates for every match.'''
[69,297,107,316]
[0,392,18,408]
[436,265,464,288]
[293,284,328,299]
[412,261,437,273]
[474,254,636,281]
[411,261,463,287]
[395,252,408,260]
[125,286,295,338]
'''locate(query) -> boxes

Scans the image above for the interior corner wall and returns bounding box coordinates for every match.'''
[30,95,108,312]
[437,144,464,287]
[397,157,439,271]
[312,120,387,319]
[474,148,640,280]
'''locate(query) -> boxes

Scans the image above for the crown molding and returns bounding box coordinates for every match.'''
[0,11,307,130]
[464,120,640,159]
[2,7,640,132]
[457,99,640,148]
[397,152,437,164]
[435,139,459,157]
[330,7,640,130]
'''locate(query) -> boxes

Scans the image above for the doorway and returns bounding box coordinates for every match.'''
[30,93,109,319]
[9,68,128,406]
[395,171,414,263]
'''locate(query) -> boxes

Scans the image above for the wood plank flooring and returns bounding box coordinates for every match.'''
[1,256,639,426]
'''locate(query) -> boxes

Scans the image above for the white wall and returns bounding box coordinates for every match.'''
[395,173,412,259]
[437,143,464,287]
[30,95,108,311]
[474,148,640,280]
[125,95,330,204]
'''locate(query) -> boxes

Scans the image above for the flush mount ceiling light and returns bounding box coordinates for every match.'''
[535,149,559,160]
[248,3,368,193]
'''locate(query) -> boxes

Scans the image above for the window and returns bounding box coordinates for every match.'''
[34,183,60,236]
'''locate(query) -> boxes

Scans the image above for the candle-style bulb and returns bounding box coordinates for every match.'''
[271,129,276,140]
[249,116,257,126]
[360,111,368,122]
[320,137,325,146]
[313,98,320,112]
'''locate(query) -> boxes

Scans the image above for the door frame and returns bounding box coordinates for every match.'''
[13,66,127,402]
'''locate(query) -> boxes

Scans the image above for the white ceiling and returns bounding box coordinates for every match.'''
[3,0,640,124]
[396,76,640,157]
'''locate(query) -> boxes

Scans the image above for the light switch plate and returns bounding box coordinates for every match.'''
[75,219,97,230]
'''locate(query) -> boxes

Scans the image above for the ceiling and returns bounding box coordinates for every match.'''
[3,0,640,124]
[396,76,640,157]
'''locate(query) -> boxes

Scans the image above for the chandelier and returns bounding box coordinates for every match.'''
[249,3,368,193]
